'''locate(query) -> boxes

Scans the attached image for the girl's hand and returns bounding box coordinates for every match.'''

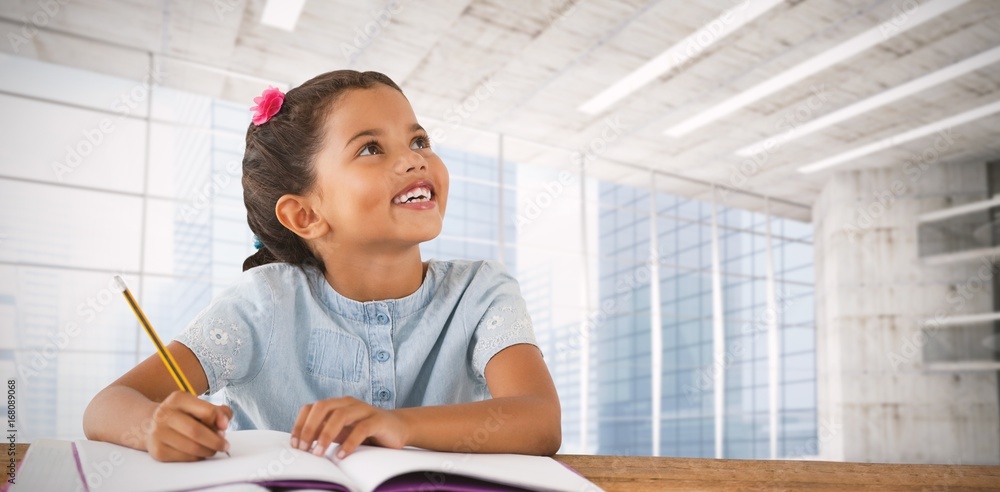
[146,390,232,462]
[290,396,409,459]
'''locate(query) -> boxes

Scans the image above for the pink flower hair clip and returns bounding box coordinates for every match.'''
[250,85,285,126]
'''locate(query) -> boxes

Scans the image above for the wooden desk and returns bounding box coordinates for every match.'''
[4,443,1000,490]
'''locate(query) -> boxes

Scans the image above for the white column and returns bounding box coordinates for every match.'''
[764,198,781,459]
[578,162,590,453]
[710,186,726,458]
[497,134,505,265]
[134,51,155,366]
[649,172,662,456]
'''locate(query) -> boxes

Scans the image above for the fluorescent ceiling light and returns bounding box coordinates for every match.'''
[796,99,1000,174]
[735,45,1000,157]
[261,0,307,31]
[578,0,784,115]
[664,0,970,138]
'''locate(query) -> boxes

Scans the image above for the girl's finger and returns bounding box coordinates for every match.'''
[295,398,358,452]
[216,405,233,430]
[298,403,337,452]
[332,426,354,444]
[166,391,223,428]
[166,411,229,455]
[292,396,361,451]
[156,425,218,459]
[148,438,198,462]
[313,406,371,457]
[335,420,375,459]
[290,403,313,449]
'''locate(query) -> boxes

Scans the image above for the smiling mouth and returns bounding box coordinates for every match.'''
[392,186,434,204]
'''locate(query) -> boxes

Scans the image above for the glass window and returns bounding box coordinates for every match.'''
[0,94,147,194]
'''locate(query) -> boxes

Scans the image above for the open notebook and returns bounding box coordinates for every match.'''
[11,430,602,492]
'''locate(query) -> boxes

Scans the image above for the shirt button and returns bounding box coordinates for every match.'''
[377,389,392,401]
[376,313,389,324]
[375,350,390,362]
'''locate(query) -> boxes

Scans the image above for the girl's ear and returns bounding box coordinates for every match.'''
[275,194,330,240]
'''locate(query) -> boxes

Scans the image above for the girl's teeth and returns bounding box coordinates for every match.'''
[395,188,432,204]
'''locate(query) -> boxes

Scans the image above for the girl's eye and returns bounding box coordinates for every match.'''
[358,141,381,156]
[411,136,431,150]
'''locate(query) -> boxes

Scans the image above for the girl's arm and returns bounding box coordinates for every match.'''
[83,341,232,461]
[394,343,562,455]
[292,343,561,458]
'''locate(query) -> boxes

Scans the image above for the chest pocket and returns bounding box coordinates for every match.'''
[306,326,365,382]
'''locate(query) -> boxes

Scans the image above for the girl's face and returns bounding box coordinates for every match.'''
[309,85,449,252]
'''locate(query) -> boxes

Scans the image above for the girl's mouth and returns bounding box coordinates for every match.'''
[392,186,435,210]
[393,197,436,210]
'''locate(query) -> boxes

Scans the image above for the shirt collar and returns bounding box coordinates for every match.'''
[308,259,441,322]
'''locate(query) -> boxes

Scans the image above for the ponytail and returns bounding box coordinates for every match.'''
[242,245,278,272]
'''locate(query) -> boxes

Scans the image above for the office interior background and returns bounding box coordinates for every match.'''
[0,0,997,465]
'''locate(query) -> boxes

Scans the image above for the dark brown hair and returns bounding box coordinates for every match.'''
[242,70,403,272]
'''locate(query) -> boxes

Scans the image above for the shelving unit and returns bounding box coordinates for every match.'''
[927,312,1000,327]
[920,246,1000,266]
[918,196,1000,373]
[925,361,1000,372]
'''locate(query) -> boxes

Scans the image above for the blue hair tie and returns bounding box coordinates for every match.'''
[253,235,263,250]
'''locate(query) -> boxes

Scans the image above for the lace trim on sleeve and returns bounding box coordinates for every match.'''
[175,316,246,382]
[473,305,538,374]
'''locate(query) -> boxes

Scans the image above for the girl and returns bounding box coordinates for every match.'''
[83,70,561,462]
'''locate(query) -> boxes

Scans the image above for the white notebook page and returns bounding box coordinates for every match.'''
[73,430,359,492]
[332,443,602,492]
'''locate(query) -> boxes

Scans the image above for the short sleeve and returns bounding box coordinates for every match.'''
[174,271,275,395]
[468,260,541,379]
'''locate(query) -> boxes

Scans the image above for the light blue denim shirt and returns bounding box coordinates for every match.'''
[174,259,540,432]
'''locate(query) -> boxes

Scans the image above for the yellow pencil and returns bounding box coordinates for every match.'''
[113,275,230,457]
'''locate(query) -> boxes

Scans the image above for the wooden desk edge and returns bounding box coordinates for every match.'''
[552,453,1000,490]
[5,443,1000,491]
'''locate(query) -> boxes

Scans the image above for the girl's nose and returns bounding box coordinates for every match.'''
[398,149,427,173]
